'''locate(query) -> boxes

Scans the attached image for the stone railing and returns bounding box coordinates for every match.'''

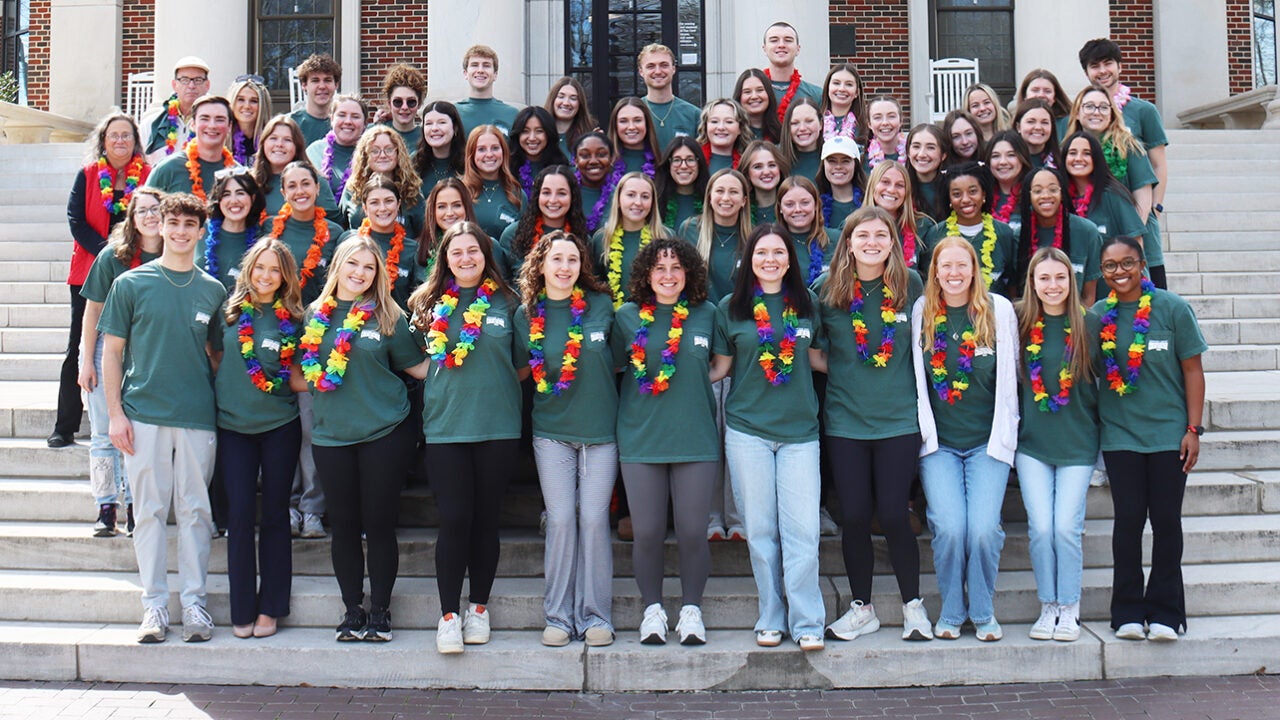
[1177,85,1280,129]
[0,101,93,143]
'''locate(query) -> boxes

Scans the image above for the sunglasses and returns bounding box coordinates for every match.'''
[391,96,419,110]
[234,74,266,85]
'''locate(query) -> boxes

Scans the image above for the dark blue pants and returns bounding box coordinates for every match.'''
[219,419,301,626]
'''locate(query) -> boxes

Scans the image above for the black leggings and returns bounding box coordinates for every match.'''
[1103,449,1187,630]
[426,439,517,615]
[828,433,923,603]
[312,418,414,610]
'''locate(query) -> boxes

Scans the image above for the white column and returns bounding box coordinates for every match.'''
[1154,0,1229,124]
[151,0,249,103]
[48,0,122,121]
[908,0,929,124]
[525,0,565,106]
[717,1,830,99]
[427,0,528,104]
[1013,0,1109,101]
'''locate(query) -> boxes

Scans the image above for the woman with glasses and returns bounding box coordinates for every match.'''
[340,126,427,240]
[657,137,710,230]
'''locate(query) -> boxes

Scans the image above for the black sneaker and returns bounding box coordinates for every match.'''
[93,504,117,537]
[126,503,135,536]
[47,431,74,448]
[336,606,367,642]
[365,606,392,642]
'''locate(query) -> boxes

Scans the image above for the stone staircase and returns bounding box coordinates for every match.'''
[0,131,1277,691]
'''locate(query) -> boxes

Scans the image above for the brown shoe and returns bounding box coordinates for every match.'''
[617,516,633,541]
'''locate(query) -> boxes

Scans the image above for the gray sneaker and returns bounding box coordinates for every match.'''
[826,600,880,641]
[136,606,169,644]
[301,513,326,538]
[181,604,214,642]
[289,508,303,538]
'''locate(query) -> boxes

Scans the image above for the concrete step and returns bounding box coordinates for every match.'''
[0,223,74,244]
[2,513,1277,577]
[0,282,66,304]
[0,353,63,380]
[0,205,67,224]
[0,173,79,192]
[0,439,84,477]
[1162,193,1280,210]
[1204,372,1280,430]
[1169,271,1280,296]
[0,189,76,207]
[4,614,1279,690]
[0,304,71,328]
[1198,430,1280,471]
[0,143,83,160]
[1203,344,1280,372]
[1165,231,1280,253]
[0,381,84,437]
[0,261,67,282]
[1163,211,1280,233]
[1173,159,1280,175]
[1186,294,1280,320]
[0,327,67,354]
[1197,318,1280,346]
[0,241,70,262]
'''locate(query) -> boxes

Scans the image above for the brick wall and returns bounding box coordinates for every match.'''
[1225,0,1253,94]
[25,0,51,109]
[358,3,430,102]
[828,0,913,125]
[120,0,155,108]
[1108,0,1157,101]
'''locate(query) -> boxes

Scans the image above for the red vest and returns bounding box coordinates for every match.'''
[69,160,152,285]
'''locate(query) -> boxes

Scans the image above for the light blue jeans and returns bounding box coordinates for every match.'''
[724,426,824,639]
[1014,453,1092,605]
[919,443,1010,626]
[83,335,129,505]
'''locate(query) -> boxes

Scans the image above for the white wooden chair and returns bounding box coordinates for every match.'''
[125,71,155,122]
[288,67,307,111]
[929,58,979,123]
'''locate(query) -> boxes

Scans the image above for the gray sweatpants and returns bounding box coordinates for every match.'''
[620,461,716,607]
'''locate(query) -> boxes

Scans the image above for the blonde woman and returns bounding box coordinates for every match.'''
[862,161,932,268]
[341,125,427,238]
[590,171,671,309]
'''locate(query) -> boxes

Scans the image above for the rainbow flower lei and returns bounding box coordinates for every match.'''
[945,212,998,289]
[1027,315,1073,412]
[426,277,498,368]
[608,224,652,308]
[1099,278,1154,396]
[850,279,896,367]
[299,295,374,392]
[239,298,297,393]
[527,286,586,396]
[752,284,798,386]
[930,311,975,404]
[97,155,145,215]
[629,295,689,395]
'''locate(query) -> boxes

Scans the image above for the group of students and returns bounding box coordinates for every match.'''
[61,24,1206,655]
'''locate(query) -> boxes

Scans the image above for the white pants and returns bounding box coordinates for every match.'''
[124,421,217,610]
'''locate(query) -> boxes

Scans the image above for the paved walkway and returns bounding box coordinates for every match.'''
[1,675,1278,719]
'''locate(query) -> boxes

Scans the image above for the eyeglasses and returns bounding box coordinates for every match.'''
[214,166,251,180]
[669,156,698,166]
[105,132,134,142]
[391,97,419,109]
[368,147,399,157]
[1082,102,1112,115]
[175,76,209,87]
[1101,258,1142,274]
[234,73,265,84]
[134,206,161,216]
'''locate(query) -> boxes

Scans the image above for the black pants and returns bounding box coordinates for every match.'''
[828,433,923,603]
[426,439,516,615]
[312,418,415,610]
[1103,449,1187,631]
[1149,264,1167,290]
[54,286,86,437]
[219,419,301,625]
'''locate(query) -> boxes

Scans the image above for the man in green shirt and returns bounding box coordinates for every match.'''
[100,193,228,646]
[761,22,822,122]
[142,56,211,164]
[639,43,701,153]
[455,44,521,136]
[145,95,237,198]
[290,53,342,146]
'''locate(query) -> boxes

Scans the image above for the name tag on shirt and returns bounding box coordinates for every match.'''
[261,338,281,352]
[485,316,506,329]
[694,335,710,349]
[228,268,240,278]
[895,312,908,324]
[318,258,328,267]
[976,346,995,357]
[361,329,381,342]
[1149,340,1169,352]
[1073,262,1085,274]
[398,267,409,278]
[590,331,606,343]
[195,312,211,325]
[796,327,812,339]
[499,212,518,224]
[1096,224,1108,235]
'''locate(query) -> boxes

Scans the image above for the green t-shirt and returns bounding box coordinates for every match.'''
[644,97,701,153]
[211,304,300,435]
[620,148,656,176]
[144,151,236,196]
[993,189,1022,235]
[261,171,339,219]
[513,290,618,444]
[825,195,858,232]
[713,289,822,443]
[814,270,923,440]
[97,261,227,431]
[771,77,823,107]
[908,215,936,268]
[926,304,999,451]
[269,215,343,306]
[790,227,839,286]
[455,97,520,137]
[421,286,523,443]
[753,202,777,225]
[305,304,423,446]
[590,227,669,307]
[340,188,427,242]
[1017,311,1101,467]
[707,152,735,175]
[472,180,525,242]
[80,247,162,303]
[374,121,420,157]
[1120,97,1169,150]
[305,137,357,202]
[661,192,701,231]
[790,149,821,182]
[1091,288,1206,454]
[611,300,719,463]
[417,156,459,196]
[921,216,1018,296]
[1029,215,1103,290]
[196,226,259,291]
[1078,186,1145,242]
[290,108,331,147]
[678,218,741,303]
[336,227,420,311]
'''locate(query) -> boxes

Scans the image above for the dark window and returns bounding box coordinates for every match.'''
[1,0,29,105]
[250,0,340,109]
[1257,0,1277,87]
[930,0,1015,100]
[566,0,706,128]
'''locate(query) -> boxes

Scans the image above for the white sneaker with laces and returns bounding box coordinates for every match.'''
[1029,602,1058,640]
[901,598,933,641]
[675,605,706,645]
[1053,603,1081,642]
[462,604,490,644]
[181,604,213,642]
[639,602,668,645]
[825,600,880,641]
[137,605,169,643]
[289,507,303,538]
[437,613,464,654]
[1147,622,1179,642]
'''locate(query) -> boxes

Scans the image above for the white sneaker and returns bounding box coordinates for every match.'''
[639,603,668,645]
[1029,602,1059,641]
[707,513,726,541]
[1053,603,1081,642]
[462,604,490,645]
[289,507,303,538]
[181,604,213,643]
[797,634,825,651]
[901,598,933,641]
[301,513,326,538]
[436,613,464,654]
[137,605,169,644]
[1090,468,1109,487]
[1147,622,1179,642]
[675,605,706,645]
[818,507,839,536]
[825,600,879,641]
[1115,622,1146,640]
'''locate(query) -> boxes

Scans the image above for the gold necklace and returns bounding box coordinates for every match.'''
[648,98,677,128]
[156,263,196,288]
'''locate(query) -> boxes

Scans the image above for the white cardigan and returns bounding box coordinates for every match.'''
[911,294,1020,465]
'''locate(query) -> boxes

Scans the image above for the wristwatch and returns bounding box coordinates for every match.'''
[1186,424,1204,436]
[1154,203,1164,213]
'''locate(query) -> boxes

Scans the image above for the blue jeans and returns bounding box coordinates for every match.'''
[724,426,824,639]
[83,334,129,505]
[1014,453,1091,606]
[919,443,1010,626]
